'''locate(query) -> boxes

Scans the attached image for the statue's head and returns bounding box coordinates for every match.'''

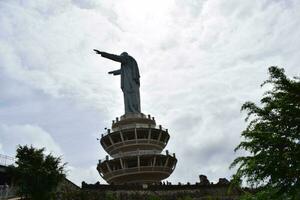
[120,52,128,56]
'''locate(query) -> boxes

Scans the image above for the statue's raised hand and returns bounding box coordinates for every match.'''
[93,49,104,55]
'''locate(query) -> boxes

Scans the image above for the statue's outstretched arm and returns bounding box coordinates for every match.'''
[94,49,125,63]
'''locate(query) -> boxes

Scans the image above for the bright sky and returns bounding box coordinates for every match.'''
[0,0,299,186]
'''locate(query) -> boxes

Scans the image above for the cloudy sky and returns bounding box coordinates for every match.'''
[0,0,299,186]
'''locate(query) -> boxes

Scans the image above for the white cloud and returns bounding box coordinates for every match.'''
[67,165,101,186]
[0,144,3,154]
[0,123,62,157]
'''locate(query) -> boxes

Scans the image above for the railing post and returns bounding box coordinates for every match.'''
[134,127,138,142]
[137,156,140,171]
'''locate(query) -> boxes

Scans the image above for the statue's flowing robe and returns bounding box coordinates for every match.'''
[101,52,141,114]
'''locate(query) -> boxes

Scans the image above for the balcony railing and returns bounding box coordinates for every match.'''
[105,139,167,153]
[99,150,176,162]
[112,149,162,158]
[103,166,174,180]
[102,124,168,137]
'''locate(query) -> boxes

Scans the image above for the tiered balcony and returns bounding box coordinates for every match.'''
[97,114,177,184]
[97,151,177,184]
[100,124,170,157]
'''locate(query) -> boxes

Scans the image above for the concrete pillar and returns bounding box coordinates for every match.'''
[137,156,140,170]
[120,158,124,169]
[148,128,152,142]
[134,128,138,142]
[164,157,169,167]
[153,156,156,167]
[158,131,162,142]
[120,131,124,142]
[108,135,114,145]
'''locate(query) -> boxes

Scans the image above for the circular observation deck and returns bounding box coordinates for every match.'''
[100,114,170,157]
[97,152,177,184]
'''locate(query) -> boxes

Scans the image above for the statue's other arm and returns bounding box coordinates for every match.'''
[94,49,126,63]
[108,69,121,76]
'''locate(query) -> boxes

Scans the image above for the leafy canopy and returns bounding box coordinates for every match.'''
[230,66,300,199]
[10,145,66,200]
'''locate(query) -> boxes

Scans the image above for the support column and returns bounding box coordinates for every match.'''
[153,156,156,167]
[137,156,140,171]
[164,157,169,167]
[158,130,162,142]
[135,128,138,143]
[148,128,152,143]
[120,131,124,143]
[108,135,114,145]
[120,158,124,169]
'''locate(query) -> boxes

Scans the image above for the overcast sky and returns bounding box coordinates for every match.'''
[0,0,299,186]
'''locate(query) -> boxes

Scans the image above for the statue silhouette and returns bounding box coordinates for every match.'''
[94,50,141,114]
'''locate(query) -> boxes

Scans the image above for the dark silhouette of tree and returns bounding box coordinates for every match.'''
[230,66,300,200]
[9,145,66,199]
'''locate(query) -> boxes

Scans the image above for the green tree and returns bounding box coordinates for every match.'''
[9,145,66,200]
[230,66,300,200]
[105,191,118,200]
[177,195,193,200]
[148,194,161,200]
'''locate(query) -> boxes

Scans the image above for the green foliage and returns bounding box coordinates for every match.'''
[206,197,219,200]
[9,145,66,200]
[148,194,161,200]
[176,195,193,200]
[239,187,300,200]
[230,66,300,199]
[105,191,118,200]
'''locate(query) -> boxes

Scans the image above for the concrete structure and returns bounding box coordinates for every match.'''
[97,113,177,184]
[80,177,246,200]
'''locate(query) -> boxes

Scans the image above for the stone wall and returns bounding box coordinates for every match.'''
[73,180,245,200]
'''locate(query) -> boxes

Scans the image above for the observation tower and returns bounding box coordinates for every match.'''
[94,50,177,184]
